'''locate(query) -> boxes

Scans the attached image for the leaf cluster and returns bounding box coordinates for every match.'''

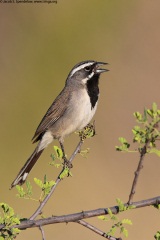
[16,181,33,200]
[98,199,133,238]
[0,203,20,240]
[49,146,63,168]
[16,176,55,203]
[34,176,55,202]
[116,103,160,156]
[78,122,95,141]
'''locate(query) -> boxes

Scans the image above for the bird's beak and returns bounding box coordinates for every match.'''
[95,62,109,74]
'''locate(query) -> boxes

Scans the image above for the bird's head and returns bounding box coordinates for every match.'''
[66,60,108,86]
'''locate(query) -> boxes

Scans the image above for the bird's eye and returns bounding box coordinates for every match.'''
[84,66,91,71]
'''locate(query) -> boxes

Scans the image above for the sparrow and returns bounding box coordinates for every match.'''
[10,60,108,188]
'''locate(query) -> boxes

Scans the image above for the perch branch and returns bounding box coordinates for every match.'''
[2,195,159,230]
[30,140,83,220]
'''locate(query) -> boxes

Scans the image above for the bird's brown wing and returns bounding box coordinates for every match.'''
[32,86,71,143]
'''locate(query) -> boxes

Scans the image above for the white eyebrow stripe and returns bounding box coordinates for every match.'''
[70,62,95,77]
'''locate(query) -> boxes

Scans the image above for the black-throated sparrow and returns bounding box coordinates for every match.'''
[10,60,108,188]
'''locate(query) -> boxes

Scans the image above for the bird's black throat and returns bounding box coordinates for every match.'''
[86,74,100,109]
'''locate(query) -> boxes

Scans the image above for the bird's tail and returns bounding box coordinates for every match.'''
[10,145,44,189]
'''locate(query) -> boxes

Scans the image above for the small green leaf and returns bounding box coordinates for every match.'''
[80,148,90,158]
[116,138,130,152]
[147,109,153,117]
[54,146,63,158]
[116,198,126,212]
[107,226,117,236]
[152,102,157,113]
[154,231,160,240]
[16,185,26,197]
[143,108,148,121]
[98,216,109,221]
[34,178,43,188]
[134,111,142,121]
[60,167,70,179]
[120,226,128,237]
[11,227,21,234]
[50,153,56,161]
[122,219,132,225]
[107,208,113,217]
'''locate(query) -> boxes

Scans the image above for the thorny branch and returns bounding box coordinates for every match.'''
[77,220,122,240]
[128,140,150,205]
[39,226,46,240]
[1,196,159,230]
[30,140,83,220]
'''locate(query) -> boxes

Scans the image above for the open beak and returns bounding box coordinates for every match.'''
[95,62,109,74]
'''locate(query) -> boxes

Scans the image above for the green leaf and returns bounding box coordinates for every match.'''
[11,227,21,234]
[122,219,132,225]
[147,109,153,117]
[154,231,160,240]
[50,153,56,161]
[107,226,117,236]
[116,198,126,212]
[98,216,109,221]
[80,148,90,158]
[116,138,130,151]
[34,178,43,188]
[107,208,113,217]
[16,185,26,197]
[134,111,142,121]
[54,146,63,158]
[26,181,32,196]
[152,102,157,113]
[143,108,148,121]
[43,180,55,195]
[120,226,128,237]
[119,137,127,144]
[60,167,71,179]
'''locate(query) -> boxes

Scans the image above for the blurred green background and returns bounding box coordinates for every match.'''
[1,0,160,239]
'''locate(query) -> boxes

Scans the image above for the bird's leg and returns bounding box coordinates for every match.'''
[59,140,72,169]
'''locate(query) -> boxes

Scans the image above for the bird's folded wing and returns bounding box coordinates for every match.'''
[32,87,71,142]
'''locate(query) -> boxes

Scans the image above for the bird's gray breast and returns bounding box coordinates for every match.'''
[66,88,98,131]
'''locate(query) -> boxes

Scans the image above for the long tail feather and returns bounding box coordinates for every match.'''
[10,146,44,189]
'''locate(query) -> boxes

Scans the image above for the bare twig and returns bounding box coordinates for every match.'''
[77,219,122,240]
[128,141,149,205]
[4,195,159,230]
[39,226,45,240]
[30,140,83,220]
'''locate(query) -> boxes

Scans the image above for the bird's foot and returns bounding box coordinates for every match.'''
[63,157,73,169]
[79,121,96,141]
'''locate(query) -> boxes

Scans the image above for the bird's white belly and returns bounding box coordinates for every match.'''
[62,88,98,136]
